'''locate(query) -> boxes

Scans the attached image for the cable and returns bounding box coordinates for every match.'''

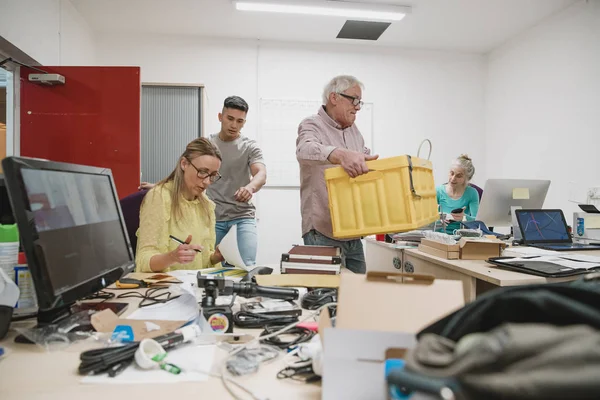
[259,325,314,349]
[79,342,139,375]
[300,288,337,317]
[417,138,432,160]
[116,287,180,308]
[233,311,298,329]
[78,326,201,376]
[219,302,338,400]
[80,290,115,303]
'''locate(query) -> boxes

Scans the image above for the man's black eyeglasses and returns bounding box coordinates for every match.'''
[185,157,222,183]
[337,93,364,107]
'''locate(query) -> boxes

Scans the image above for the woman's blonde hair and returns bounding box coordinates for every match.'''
[155,137,222,223]
[452,154,475,181]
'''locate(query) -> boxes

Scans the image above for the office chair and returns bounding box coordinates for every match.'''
[469,183,483,201]
[119,189,148,256]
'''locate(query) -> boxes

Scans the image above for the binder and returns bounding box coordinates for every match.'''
[281,245,342,275]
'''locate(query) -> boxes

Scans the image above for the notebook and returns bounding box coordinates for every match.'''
[515,209,600,252]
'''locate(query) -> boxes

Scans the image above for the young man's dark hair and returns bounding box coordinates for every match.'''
[223,96,249,113]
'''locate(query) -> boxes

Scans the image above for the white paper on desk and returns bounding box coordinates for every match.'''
[502,256,600,271]
[167,270,200,288]
[560,253,600,263]
[81,344,215,384]
[127,288,199,322]
[502,247,560,257]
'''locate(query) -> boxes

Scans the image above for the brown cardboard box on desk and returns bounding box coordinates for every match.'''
[91,309,187,341]
[459,237,506,260]
[419,237,506,260]
[320,271,464,400]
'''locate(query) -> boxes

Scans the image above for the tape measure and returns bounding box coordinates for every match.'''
[115,278,148,289]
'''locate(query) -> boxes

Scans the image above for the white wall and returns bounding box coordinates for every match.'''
[96,33,486,265]
[485,0,600,220]
[0,0,95,65]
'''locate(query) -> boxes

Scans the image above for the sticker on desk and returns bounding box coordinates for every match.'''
[208,313,229,333]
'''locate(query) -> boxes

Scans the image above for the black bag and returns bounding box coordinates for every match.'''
[419,275,600,341]
[386,275,600,400]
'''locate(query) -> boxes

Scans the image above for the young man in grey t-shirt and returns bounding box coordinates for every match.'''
[139,96,266,267]
[207,96,266,267]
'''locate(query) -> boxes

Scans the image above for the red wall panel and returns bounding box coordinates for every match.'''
[20,66,141,198]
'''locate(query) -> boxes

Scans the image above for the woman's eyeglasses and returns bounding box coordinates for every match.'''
[185,157,222,183]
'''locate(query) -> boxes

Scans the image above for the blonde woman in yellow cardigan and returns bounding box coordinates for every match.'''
[136,138,225,272]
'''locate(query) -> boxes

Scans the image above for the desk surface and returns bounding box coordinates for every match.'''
[0,271,321,400]
[404,247,592,286]
[365,237,586,286]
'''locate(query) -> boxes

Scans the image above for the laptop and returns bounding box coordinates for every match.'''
[515,209,600,251]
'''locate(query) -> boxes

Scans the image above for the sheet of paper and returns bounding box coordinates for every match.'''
[166,270,200,288]
[218,227,255,271]
[81,344,216,384]
[502,247,560,257]
[502,256,600,271]
[127,289,199,322]
[558,253,600,263]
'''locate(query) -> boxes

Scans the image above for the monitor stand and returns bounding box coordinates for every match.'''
[511,206,523,242]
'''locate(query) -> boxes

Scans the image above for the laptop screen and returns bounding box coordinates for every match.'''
[516,210,571,243]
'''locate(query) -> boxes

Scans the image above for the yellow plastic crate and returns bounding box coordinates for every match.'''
[325,155,438,239]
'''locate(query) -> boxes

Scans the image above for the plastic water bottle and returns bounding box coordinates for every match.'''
[577,217,585,237]
[0,224,19,281]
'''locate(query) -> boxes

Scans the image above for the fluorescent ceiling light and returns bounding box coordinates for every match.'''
[234,1,409,22]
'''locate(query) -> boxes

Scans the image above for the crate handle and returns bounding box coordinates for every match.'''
[350,170,384,183]
[417,139,432,160]
[407,155,422,199]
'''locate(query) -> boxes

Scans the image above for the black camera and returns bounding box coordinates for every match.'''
[196,274,299,333]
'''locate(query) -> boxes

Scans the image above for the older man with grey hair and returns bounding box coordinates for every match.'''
[296,75,378,274]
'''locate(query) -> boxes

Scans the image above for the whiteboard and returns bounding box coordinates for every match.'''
[258,99,373,187]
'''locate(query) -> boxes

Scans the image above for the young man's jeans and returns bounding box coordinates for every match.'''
[215,218,257,267]
[302,229,366,274]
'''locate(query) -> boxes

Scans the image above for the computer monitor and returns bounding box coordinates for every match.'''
[1,156,135,323]
[476,179,551,227]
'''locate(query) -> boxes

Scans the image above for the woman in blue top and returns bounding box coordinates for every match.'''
[436,154,480,234]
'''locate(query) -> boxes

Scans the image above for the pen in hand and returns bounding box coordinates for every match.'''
[170,235,202,252]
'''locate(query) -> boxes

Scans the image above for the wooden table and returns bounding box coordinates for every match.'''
[365,238,584,302]
[0,272,321,400]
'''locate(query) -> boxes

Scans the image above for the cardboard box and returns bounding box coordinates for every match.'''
[459,237,506,260]
[321,271,464,400]
[418,239,460,260]
[420,238,459,253]
[418,238,506,260]
[91,309,186,341]
[255,273,340,288]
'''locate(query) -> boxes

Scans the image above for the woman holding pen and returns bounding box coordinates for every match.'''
[136,138,225,272]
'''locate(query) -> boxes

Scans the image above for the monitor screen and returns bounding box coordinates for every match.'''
[516,210,570,242]
[20,168,131,296]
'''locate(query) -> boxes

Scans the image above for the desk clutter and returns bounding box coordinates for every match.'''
[4,156,600,399]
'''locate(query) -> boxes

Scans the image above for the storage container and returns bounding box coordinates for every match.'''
[325,155,438,239]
